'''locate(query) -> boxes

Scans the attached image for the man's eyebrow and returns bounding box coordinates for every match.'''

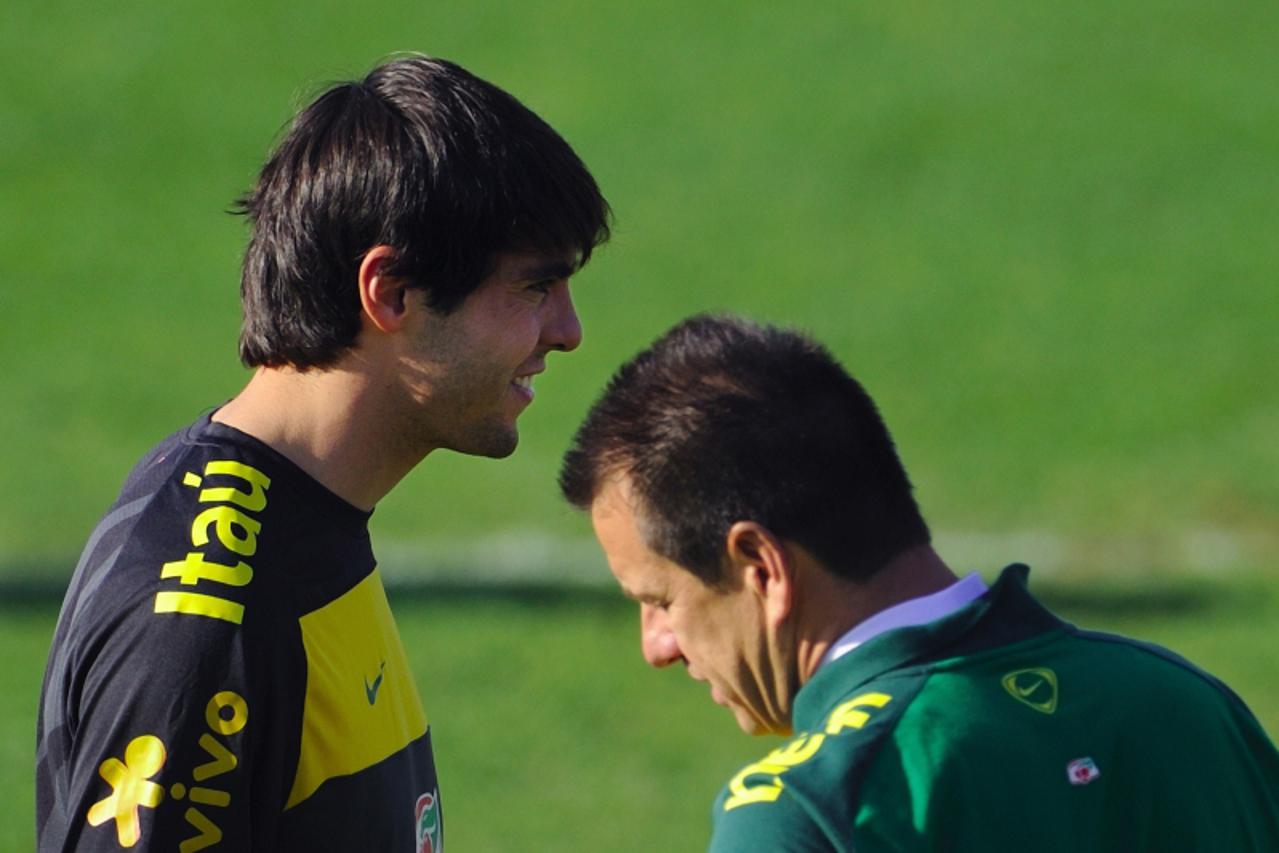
[621,587,668,607]
[616,584,655,604]
[516,259,575,282]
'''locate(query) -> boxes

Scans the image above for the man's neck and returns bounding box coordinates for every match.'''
[793,546,958,685]
[213,362,429,511]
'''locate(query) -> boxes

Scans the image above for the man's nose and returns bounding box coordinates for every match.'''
[544,281,583,353]
[640,603,682,668]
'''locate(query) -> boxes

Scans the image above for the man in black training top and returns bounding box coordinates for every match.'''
[37,55,610,851]
[560,314,1279,852]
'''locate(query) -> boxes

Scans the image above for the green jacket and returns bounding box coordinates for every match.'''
[711,565,1279,852]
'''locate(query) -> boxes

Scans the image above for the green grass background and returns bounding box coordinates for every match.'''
[2,0,1276,849]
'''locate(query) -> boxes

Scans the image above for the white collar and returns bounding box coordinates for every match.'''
[818,572,989,671]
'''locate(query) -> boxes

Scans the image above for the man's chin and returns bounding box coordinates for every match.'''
[730,705,781,737]
[447,423,518,459]
[478,436,518,459]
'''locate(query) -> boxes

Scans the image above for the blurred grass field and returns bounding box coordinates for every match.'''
[3,0,1276,568]
[2,0,1277,848]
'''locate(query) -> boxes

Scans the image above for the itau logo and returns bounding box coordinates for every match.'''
[415,790,442,853]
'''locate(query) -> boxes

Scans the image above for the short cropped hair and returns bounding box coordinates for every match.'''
[235,55,611,369]
[560,314,930,586]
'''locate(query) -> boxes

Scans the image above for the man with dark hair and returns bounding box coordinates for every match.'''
[561,314,1279,852]
[38,55,609,851]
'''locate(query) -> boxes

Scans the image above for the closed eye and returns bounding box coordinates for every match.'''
[621,586,670,611]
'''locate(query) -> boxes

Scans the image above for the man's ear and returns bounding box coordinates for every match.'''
[358,245,410,334]
[725,521,793,627]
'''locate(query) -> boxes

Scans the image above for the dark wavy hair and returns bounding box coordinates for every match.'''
[234,55,611,369]
[560,314,930,586]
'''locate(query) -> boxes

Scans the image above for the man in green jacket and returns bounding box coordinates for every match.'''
[559,313,1279,852]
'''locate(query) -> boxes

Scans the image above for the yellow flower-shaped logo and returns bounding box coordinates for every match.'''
[87,735,167,847]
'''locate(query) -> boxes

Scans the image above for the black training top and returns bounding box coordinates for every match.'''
[37,414,442,852]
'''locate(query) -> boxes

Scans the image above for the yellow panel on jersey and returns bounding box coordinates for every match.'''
[286,568,428,809]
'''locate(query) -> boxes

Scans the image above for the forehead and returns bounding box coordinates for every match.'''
[589,477,681,598]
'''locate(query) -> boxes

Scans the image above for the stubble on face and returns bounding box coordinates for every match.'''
[392,318,524,460]
[391,251,577,459]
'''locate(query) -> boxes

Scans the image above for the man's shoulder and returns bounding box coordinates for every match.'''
[923,617,1262,729]
[49,418,319,690]
[1060,626,1249,704]
[73,412,373,629]
[114,414,292,521]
